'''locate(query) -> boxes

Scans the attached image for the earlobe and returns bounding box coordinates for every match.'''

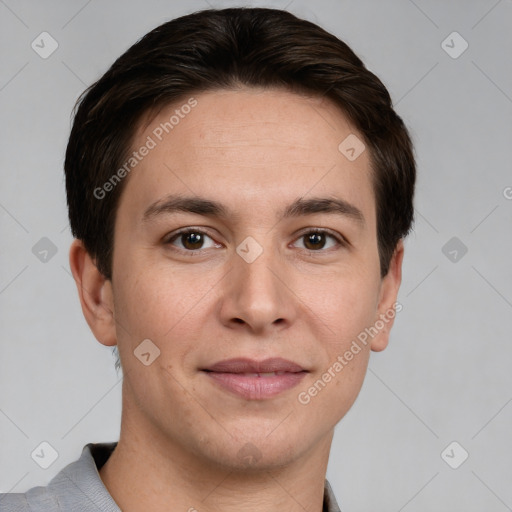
[69,239,117,347]
[370,240,404,352]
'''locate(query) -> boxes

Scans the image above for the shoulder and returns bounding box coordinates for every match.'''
[0,485,60,511]
[0,442,119,512]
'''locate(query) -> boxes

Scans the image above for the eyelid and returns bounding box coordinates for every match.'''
[164,226,220,242]
[163,226,348,253]
[291,227,348,250]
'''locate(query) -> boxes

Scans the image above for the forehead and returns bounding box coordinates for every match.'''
[118,87,375,225]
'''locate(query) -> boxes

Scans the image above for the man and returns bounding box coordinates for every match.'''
[0,6,415,511]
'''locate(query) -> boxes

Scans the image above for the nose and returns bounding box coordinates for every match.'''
[218,243,298,335]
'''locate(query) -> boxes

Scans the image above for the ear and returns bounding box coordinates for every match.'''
[69,239,117,347]
[370,240,404,352]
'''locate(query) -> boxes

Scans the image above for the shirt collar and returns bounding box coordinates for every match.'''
[47,442,341,512]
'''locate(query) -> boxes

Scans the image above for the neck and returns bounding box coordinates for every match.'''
[99,391,333,512]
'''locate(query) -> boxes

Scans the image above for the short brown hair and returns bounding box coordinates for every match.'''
[65,6,415,279]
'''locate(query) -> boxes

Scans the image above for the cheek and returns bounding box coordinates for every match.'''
[303,265,381,342]
[308,266,380,418]
[111,255,218,350]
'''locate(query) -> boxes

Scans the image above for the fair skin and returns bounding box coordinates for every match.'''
[70,87,403,512]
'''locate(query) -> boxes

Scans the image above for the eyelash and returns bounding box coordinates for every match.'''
[164,227,347,255]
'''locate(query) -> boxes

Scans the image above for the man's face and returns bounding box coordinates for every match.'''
[107,87,401,469]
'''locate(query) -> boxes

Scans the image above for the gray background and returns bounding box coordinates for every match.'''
[1,0,511,510]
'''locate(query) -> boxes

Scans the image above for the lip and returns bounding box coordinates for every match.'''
[203,357,306,374]
[202,357,308,400]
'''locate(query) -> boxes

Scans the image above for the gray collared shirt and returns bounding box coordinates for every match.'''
[0,443,341,511]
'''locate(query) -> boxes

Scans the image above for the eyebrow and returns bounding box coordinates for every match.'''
[142,194,365,225]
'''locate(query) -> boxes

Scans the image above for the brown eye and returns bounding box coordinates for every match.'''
[292,229,343,251]
[303,232,326,250]
[166,229,219,251]
[180,232,204,250]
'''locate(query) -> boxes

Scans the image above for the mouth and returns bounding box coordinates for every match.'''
[201,357,308,400]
